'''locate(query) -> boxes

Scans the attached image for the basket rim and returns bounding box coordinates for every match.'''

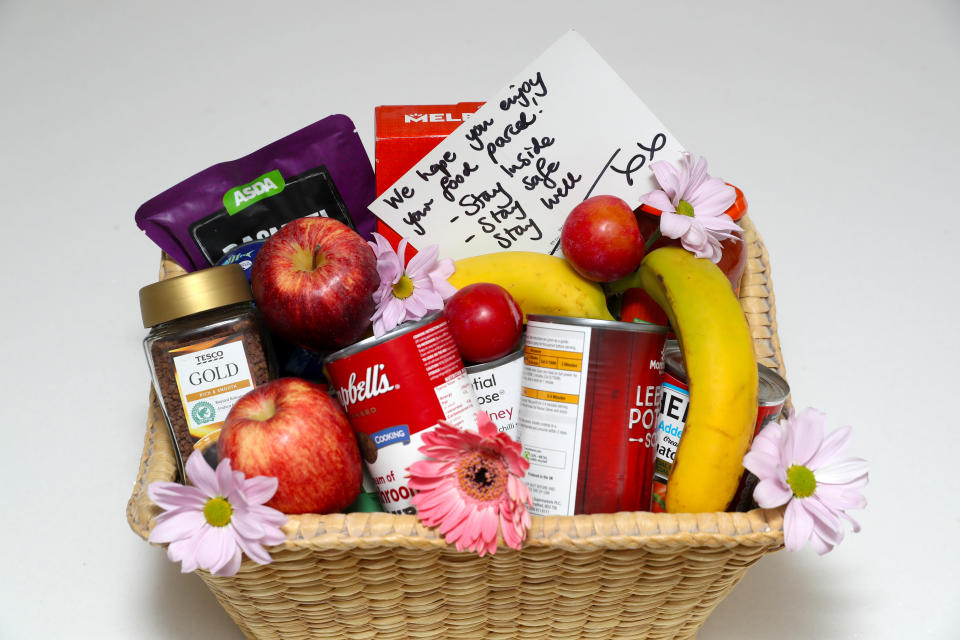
[126,213,787,555]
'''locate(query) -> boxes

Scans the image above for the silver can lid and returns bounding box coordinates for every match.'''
[526,314,668,334]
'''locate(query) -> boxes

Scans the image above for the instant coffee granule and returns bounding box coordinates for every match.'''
[140,265,276,481]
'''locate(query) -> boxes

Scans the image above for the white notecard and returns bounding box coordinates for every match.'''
[369,31,686,260]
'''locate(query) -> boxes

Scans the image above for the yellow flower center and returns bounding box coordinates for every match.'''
[203,496,233,527]
[392,275,415,300]
[677,200,695,217]
[786,464,817,498]
[456,450,508,502]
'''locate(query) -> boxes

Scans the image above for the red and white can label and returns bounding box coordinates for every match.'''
[324,315,477,514]
[519,317,666,516]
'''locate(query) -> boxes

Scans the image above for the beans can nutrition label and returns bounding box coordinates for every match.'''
[519,321,592,516]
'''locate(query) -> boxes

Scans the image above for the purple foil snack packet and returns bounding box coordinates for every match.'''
[136,114,376,271]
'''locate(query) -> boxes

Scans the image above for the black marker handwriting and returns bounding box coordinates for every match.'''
[464,118,495,151]
[608,133,667,186]
[401,198,434,236]
[381,185,415,210]
[499,71,548,111]
[539,172,583,210]
[458,182,514,216]
[499,136,555,178]
[521,157,560,191]
[485,111,538,165]
[495,218,542,249]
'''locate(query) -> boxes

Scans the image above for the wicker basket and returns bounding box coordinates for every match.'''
[127,214,788,640]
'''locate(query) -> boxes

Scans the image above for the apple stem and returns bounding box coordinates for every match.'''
[605,270,643,296]
[312,244,325,271]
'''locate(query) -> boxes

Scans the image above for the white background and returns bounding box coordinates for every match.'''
[1,1,957,638]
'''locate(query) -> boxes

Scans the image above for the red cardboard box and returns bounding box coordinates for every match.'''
[374,102,484,256]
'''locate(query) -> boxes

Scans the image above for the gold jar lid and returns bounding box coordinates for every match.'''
[139,264,253,328]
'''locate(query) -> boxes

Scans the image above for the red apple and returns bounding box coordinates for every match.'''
[444,283,523,363]
[219,378,362,514]
[561,195,644,282]
[251,217,379,353]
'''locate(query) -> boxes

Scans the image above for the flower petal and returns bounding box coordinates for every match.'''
[229,508,265,540]
[650,161,682,204]
[641,189,676,214]
[405,244,439,278]
[215,457,235,497]
[412,286,445,312]
[807,425,852,470]
[479,505,500,543]
[687,179,736,218]
[789,413,825,468]
[233,531,273,565]
[149,509,207,544]
[742,450,779,480]
[238,476,279,506]
[197,526,237,574]
[168,538,200,573]
[784,498,814,551]
[148,482,207,511]
[185,451,218,497]
[659,211,692,239]
[815,458,870,485]
[815,483,867,511]
[211,547,243,577]
[753,477,792,508]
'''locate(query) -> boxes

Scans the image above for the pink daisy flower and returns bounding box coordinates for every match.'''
[743,407,869,555]
[407,411,532,556]
[368,233,456,337]
[147,451,287,576]
[640,152,740,263]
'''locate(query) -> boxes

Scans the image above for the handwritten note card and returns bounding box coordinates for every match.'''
[369,31,686,260]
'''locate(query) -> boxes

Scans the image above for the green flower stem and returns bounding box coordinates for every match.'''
[644,229,663,253]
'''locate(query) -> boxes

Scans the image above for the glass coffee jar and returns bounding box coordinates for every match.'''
[139,264,276,480]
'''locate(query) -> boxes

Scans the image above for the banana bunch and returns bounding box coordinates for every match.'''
[639,247,758,513]
[448,251,614,321]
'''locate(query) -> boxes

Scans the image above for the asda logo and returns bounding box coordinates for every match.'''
[223,170,285,215]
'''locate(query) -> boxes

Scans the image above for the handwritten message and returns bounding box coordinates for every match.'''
[370,31,687,260]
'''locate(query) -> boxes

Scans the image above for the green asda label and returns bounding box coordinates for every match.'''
[223,170,285,215]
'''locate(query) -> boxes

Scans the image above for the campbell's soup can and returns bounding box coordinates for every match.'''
[519,315,668,515]
[650,342,790,512]
[466,344,524,442]
[323,312,478,515]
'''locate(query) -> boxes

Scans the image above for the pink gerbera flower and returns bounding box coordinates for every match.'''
[368,233,456,336]
[640,152,740,263]
[407,411,532,556]
[743,407,869,555]
[148,451,287,576]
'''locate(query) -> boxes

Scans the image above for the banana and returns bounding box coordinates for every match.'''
[448,251,614,321]
[639,247,758,513]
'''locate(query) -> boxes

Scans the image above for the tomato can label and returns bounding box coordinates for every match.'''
[518,316,667,516]
[324,312,478,514]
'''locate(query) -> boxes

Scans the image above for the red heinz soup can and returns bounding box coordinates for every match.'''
[323,311,478,515]
[518,315,668,515]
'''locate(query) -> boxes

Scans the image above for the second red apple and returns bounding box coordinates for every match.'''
[444,283,523,364]
[560,195,645,282]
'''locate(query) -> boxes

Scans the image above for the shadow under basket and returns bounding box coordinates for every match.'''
[127,214,788,640]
